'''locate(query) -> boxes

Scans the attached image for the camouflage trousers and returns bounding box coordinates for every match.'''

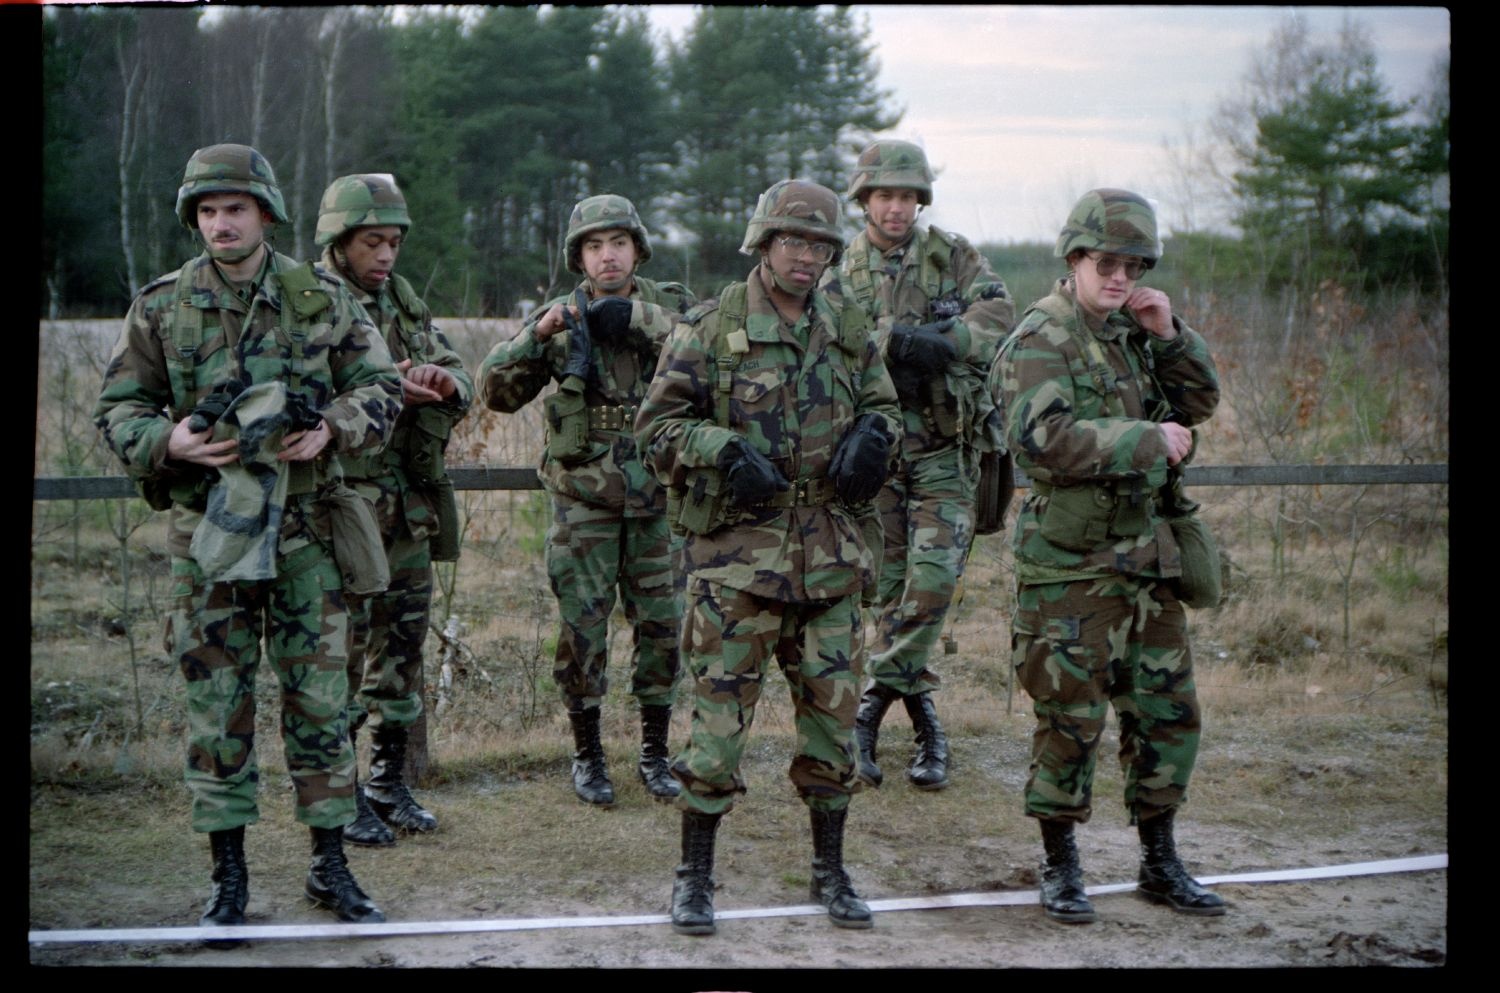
[1012,577,1202,825]
[673,581,865,817]
[346,479,433,735]
[546,492,680,709]
[867,446,977,695]
[166,543,356,833]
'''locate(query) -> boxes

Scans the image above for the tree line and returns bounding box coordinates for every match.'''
[42,6,1446,320]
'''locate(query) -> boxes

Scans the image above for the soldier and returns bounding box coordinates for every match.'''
[478,195,696,806]
[315,174,474,847]
[635,179,903,935]
[993,188,1225,923]
[836,139,1015,792]
[94,144,402,931]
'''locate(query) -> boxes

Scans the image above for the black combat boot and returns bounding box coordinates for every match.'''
[306,826,386,923]
[567,703,616,807]
[199,826,249,940]
[1039,819,1096,923]
[902,692,951,790]
[854,683,902,787]
[365,724,438,834]
[344,730,396,847]
[1136,810,1226,916]
[637,704,680,800]
[809,807,873,929]
[671,809,721,935]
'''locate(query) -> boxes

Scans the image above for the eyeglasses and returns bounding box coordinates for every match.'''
[1084,251,1148,280]
[775,235,836,264]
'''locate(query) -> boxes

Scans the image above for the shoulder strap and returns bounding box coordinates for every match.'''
[920,226,956,300]
[841,238,877,311]
[709,282,750,429]
[156,264,204,410]
[275,260,333,321]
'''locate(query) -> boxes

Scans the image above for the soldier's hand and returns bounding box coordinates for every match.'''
[396,359,455,404]
[585,296,633,341]
[534,303,573,342]
[889,319,958,373]
[1160,421,1193,466]
[829,414,892,505]
[561,306,593,382]
[1126,287,1176,338]
[889,360,927,407]
[717,438,790,508]
[278,420,333,462]
[167,416,239,467]
[185,378,245,433]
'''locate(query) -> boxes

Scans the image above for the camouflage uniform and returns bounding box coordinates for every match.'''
[94,144,399,928]
[478,195,695,805]
[836,139,1015,791]
[993,187,1225,920]
[317,174,474,843]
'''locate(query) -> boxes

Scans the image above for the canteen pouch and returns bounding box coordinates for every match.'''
[543,381,594,464]
[321,483,390,595]
[428,475,461,562]
[673,470,732,537]
[1169,512,1222,609]
[974,450,1014,536]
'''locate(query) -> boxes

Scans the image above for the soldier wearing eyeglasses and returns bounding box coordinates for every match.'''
[992,188,1225,924]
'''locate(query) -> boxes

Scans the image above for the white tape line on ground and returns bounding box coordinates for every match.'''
[27,853,1446,945]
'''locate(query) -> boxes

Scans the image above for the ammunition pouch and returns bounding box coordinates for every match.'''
[395,405,453,487]
[973,450,1014,536]
[1168,512,1222,609]
[670,469,731,537]
[319,483,391,595]
[1033,478,1155,552]
[543,378,602,464]
[428,475,461,562]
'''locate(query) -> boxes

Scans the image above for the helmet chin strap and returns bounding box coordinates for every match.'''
[760,250,812,298]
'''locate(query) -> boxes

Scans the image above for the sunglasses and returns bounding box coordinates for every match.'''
[1083,251,1148,280]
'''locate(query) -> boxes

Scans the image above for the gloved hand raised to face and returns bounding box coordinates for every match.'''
[187,378,246,433]
[829,413,893,505]
[888,318,957,374]
[717,438,790,508]
[585,296,634,342]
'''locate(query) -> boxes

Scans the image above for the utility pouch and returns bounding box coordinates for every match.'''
[543,380,594,464]
[928,378,962,439]
[1037,483,1117,552]
[1169,512,1222,609]
[428,475,461,562]
[399,406,452,487]
[674,469,731,537]
[974,450,1015,536]
[320,483,390,595]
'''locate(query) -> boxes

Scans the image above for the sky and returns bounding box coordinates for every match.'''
[645,5,1451,245]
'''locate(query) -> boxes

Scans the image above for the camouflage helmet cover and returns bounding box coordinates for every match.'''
[564,194,652,274]
[846,139,934,206]
[739,179,845,257]
[175,143,288,228]
[1054,188,1162,266]
[315,174,411,247]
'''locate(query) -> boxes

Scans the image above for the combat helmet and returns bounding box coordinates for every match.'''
[846,139,934,206]
[1054,188,1162,267]
[315,174,411,247]
[563,194,652,274]
[739,179,845,257]
[174,143,288,229]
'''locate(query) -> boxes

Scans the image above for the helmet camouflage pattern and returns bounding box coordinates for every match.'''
[564,194,652,274]
[739,179,845,257]
[1054,188,1162,266]
[846,139,934,206]
[315,173,411,247]
[174,143,288,228]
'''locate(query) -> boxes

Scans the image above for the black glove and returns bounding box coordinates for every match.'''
[585,296,633,342]
[888,361,927,407]
[284,391,326,432]
[186,378,245,433]
[889,318,958,374]
[561,303,593,383]
[717,438,790,508]
[828,414,892,505]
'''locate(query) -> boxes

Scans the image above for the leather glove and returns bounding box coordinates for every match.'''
[829,414,892,505]
[888,360,927,407]
[717,438,790,508]
[284,391,326,432]
[186,378,245,433]
[888,318,957,374]
[585,296,633,342]
[561,302,593,383]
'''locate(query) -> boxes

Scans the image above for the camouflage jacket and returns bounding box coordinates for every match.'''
[94,249,402,560]
[321,249,473,539]
[832,225,1014,459]
[478,276,695,516]
[992,277,1219,585]
[635,265,903,603]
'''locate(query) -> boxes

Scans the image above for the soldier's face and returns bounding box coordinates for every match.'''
[1072,251,1142,319]
[581,230,638,296]
[196,193,268,259]
[342,226,404,292]
[764,231,836,297]
[864,188,921,249]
